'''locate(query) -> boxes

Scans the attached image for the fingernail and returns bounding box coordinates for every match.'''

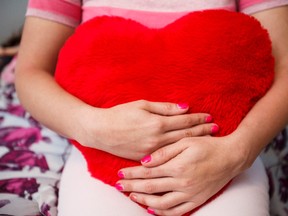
[205,115,213,123]
[177,103,189,109]
[147,208,155,215]
[115,183,124,191]
[141,155,151,164]
[130,194,137,202]
[118,171,125,179]
[211,124,219,134]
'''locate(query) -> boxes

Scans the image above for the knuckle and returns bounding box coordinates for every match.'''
[200,126,207,134]
[147,118,165,137]
[143,181,156,193]
[156,147,167,158]
[122,170,130,178]
[184,114,201,126]
[151,118,165,132]
[173,163,187,175]
[183,129,195,137]
[158,200,172,210]
[137,99,147,107]
[194,126,206,137]
[147,136,160,149]
[143,168,152,178]
[180,178,193,188]
[137,195,148,206]
[194,114,203,124]
[183,116,194,126]
[163,103,174,113]
[123,170,133,178]
[123,182,132,191]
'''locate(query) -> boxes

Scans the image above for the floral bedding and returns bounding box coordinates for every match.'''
[0,57,71,216]
[0,56,287,216]
[261,128,288,216]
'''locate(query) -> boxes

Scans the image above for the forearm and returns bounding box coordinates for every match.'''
[234,71,288,167]
[233,6,288,168]
[15,67,95,140]
[15,17,98,142]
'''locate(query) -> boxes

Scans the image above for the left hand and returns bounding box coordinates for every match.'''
[0,47,4,56]
[116,135,246,216]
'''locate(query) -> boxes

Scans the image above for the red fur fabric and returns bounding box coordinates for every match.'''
[55,10,274,214]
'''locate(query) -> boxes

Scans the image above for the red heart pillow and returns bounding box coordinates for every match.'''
[55,9,274,213]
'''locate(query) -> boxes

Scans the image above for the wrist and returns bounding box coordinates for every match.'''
[226,131,260,173]
[73,104,105,149]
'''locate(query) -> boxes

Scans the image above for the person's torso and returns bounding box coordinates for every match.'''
[81,0,237,28]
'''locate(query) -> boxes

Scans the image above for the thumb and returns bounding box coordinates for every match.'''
[142,100,189,116]
[141,142,187,167]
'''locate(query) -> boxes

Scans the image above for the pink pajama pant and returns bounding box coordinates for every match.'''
[58,146,269,216]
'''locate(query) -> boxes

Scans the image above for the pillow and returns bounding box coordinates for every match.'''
[55,9,274,214]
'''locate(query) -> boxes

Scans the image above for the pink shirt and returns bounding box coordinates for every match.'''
[26,0,288,28]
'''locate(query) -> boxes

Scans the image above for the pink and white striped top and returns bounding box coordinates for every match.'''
[26,0,288,28]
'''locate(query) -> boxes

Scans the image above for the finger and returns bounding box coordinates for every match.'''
[138,100,190,116]
[117,177,176,194]
[150,201,199,216]
[163,123,219,144]
[162,113,213,132]
[129,191,187,211]
[140,142,187,167]
[119,165,170,180]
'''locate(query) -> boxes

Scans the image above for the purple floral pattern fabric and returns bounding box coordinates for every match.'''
[261,127,288,216]
[0,58,71,216]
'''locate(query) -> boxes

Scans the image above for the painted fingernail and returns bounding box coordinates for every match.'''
[141,155,152,164]
[211,124,219,134]
[147,208,155,215]
[118,171,125,179]
[177,103,189,109]
[205,115,213,123]
[115,183,124,191]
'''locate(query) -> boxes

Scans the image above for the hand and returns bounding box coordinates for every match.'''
[0,46,18,56]
[116,135,245,215]
[0,47,4,56]
[78,100,218,160]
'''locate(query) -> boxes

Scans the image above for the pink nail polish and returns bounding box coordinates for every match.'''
[177,103,189,109]
[147,208,155,215]
[205,115,213,123]
[211,125,219,134]
[141,155,151,164]
[118,171,125,179]
[115,183,124,191]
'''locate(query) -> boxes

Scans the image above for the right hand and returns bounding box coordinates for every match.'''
[77,100,218,160]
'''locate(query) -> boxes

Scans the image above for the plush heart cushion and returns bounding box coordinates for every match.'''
[55,9,274,213]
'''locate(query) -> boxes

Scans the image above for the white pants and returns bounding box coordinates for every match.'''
[58,146,269,216]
